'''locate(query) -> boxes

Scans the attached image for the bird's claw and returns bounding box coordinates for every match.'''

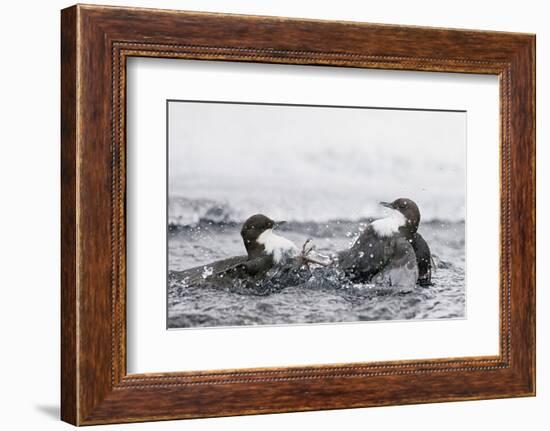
[299,239,329,269]
[301,238,315,256]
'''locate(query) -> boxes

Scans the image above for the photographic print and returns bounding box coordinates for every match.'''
[167,101,466,329]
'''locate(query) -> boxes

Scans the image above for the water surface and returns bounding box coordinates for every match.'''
[168,217,465,328]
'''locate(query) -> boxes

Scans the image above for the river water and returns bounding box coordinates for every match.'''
[167,216,465,328]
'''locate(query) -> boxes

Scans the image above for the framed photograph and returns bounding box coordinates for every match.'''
[165,100,467,329]
[61,4,536,425]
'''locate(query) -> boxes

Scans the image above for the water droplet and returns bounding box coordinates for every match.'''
[201,266,214,279]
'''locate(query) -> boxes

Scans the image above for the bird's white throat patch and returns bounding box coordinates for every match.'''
[257,229,299,263]
[371,211,406,237]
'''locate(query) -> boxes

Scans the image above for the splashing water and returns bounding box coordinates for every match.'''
[167,219,465,328]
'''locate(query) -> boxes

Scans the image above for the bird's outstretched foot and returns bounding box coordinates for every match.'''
[299,239,329,269]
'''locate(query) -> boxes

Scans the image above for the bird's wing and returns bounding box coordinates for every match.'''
[239,255,275,276]
[169,255,248,284]
[371,236,418,289]
[337,224,395,280]
[185,255,275,281]
[411,232,432,286]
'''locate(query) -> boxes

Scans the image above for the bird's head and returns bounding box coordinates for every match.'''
[379,198,421,233]
[240,214,286,251]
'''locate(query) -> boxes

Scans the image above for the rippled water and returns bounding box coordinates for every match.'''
[167,220,465,328]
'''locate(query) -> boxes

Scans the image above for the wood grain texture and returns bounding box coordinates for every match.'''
[60,5,78,425]
[60,4,535,425]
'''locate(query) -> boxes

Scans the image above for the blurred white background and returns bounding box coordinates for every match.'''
[0,0,546,430]
[169,101,466,223]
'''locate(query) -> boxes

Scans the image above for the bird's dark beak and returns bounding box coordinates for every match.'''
[379,201,393,209]
[273,221,287,229]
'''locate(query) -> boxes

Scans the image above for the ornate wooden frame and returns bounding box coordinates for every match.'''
[61,4,535,425]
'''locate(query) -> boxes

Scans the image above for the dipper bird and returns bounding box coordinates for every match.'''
[336,198,432,288]
[172,214,301,284]
[238,214,300,276]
